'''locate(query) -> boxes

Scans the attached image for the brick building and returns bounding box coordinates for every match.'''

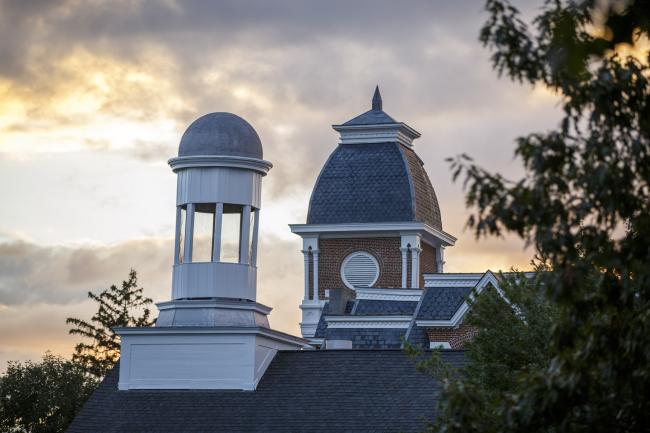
[290,87,501,350]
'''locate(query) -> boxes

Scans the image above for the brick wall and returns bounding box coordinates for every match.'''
[318,237,401,298]
[426,324,478,349]
[420,242,437,287]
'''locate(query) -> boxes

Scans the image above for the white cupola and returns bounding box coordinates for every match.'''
[116,112,306,391]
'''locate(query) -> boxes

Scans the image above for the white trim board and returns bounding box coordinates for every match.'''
[289,222,456,246]
[355,287,423,301]
[325,315,412,329]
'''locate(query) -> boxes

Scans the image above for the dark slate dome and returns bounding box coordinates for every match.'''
[178,112,263,159]
[307,142,443,229]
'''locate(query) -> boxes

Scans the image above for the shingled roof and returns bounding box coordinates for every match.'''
[353,299,419,316]
[307,142,443,229]
[68,350,466,433]
[416,287,472,321]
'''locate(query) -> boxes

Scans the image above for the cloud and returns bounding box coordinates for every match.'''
[0,237,172,306]
[0,0,560,200]
[0,233,305,369]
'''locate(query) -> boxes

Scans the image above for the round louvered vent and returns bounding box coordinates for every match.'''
[341,251,379,290]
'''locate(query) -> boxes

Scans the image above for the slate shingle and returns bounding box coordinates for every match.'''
[325,328,407,349]
[353,300,419,316]
[416,287,472,321]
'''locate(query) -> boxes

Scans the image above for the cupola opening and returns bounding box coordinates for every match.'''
[174,202,258,266]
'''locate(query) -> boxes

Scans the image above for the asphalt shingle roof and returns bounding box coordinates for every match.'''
[68,350,466,433]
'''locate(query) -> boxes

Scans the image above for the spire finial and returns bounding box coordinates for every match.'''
[372,85,382,111]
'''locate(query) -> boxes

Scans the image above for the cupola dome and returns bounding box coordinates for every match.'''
[178,112,263,159]
[307,87,442,230]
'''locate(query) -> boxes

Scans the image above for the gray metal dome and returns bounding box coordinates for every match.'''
[178,112,263,159]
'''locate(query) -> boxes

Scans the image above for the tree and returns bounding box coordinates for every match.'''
[66,269,154,378]
[434,0,649,432]
[0,353,97,433]
[407,271,558,432]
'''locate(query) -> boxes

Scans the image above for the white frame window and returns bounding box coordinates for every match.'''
[340,251,380,290]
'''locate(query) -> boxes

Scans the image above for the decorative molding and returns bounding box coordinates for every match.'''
[424,273,483,288]
[325,315,412,329]
[168,155,273,175]
[115,326,309,346]
[425,279,482,288]
[289,222,456,246]
[157,299,272,315]
[355,287,423,301]
[334,128,416,147]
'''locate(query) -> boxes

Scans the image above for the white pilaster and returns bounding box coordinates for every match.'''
[400,247,408,288]
[212,203,223,262]
[301,250,310,300]
[240,205,251,264]
[436,245,445,273]
[184,203,195,263]
[250,209,259,266]
[312,249,319,301]
[411,247,421,288]
[174,206,182,265]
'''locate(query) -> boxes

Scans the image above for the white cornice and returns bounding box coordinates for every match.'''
[355,287,423,301]
[424,273,483,288]
[168,155,273,175]
[289,222,457,246]
[332,122,421,139]
[325,315,412,329]
[156,299,272,315]
[114,326,308,346]
[332,127,417,147]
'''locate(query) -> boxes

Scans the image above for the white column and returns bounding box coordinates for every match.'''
[312,249,319,302]
[239,205,251,264]
[400,247,408,288]
[411,247,421,288]
[436,246,445,273]
[184,203,194,263]
[212,203,223,262]
[173,206,182,265]
[250,209,259,266]
[301,250,310,300]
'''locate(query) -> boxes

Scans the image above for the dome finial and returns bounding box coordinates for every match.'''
[372,85,382,111]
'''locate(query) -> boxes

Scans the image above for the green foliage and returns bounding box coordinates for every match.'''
[407,272,557,433]
[438,0,650,432]
[0,353,97,433]
[66,269,154,378]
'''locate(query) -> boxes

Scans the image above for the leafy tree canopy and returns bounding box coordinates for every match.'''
[408,271,558,432]
[66,269,154,378]
[0,353,97,433]
[434,0,649,432]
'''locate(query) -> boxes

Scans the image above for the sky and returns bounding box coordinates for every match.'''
[0,0,562,369]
